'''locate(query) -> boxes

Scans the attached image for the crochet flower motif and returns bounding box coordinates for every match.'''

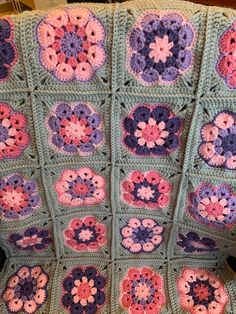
[217,20,236,89]
[0,103,30,161]
[55,168,105,207]
[64,216,107,252]
[187,183,236,229]
[37,8,106,82]
[120,217,164,254]
[0,18,17,82]
[120,267,165,314]
[121,170,171,210]
[47,102,103,155]
[123,104,182,156]
[177,268,229,314]
[199,111,236,170]
[62,266,106,314]
[177,231,218,253]
[0,174,41,221]
[2,265,48,314]
[9,227,52,252]
[127,11,195,86]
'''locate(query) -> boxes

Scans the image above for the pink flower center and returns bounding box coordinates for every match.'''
[193,284,210,301]
[142,124,162,142]
[205,202,224,218]
[64,121,88,141]
[137,186,154,201]
[149,35,174,63]
[17,236,40,247]
[78,229,94,241]
[135,282,151,300]
[2,190,26,210]
[77,283,92,299]
[73,183,89,195]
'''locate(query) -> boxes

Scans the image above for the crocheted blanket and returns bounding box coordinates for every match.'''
[0,0,236,313]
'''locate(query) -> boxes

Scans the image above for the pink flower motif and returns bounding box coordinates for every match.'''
[120,217,164,253]
[177,268,229,314]
[199,111,236,170]
[2,265,48,314]
[120,267,165,314]
[123,104,182,157]
[121,170,171,210]
[55,167,106,207]
[217,21,236,89]
[64,216,107,252]
[0,103,30,161]
[0,174,41,221]
[149,35,174,63]
[187,182,236,229]
[46,102,103,155]
[37,7,106,82]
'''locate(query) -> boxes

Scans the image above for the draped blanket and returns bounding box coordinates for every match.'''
[0,1,236,313]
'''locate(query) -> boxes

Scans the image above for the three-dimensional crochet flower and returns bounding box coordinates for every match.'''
[120,267,165,314]
[199,111,236,170]
[217,20,236,89]
[120,217,164,253]
[62,266,106,314]
[9,227,52,252]
[127,11,195,86]
[121,170,171,209]
[177,268,229,314]
[123,104,182,156]
[187,183,236,229]
[0,174,41,221]
[177,231,218,253]
[47,102,103,155]
[0,103,30,161]
[37,8,106,82]
[64,216,107,252]
[0,18,17,82]
[2,265,48,314]
[55,168,105,207]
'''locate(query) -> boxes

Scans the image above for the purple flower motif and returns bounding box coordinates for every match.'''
[0,174,41,221]
[62,266,106,314]
[187,182,236,229]
[8,227,52,251]
[120,217,164,253]
[127,11,195,86]
[199,111,236,170]
[177,231,218,253]
[46,102,104,156]
[0,18,17,82]
[123,104,182,156]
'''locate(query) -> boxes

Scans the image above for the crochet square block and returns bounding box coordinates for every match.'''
[49,258,111,314]
[114,163,181,220]
[44,161,111,217]
[20,4,113,92]
[199,8,236,96]
[113,0,207,96]
[0,15,28,93]
[115,213,170,259]
[0,93,39,167]
[58,210,112,259]
[112,259,171,313]
[33,92,111,164]
[113,93,194,167]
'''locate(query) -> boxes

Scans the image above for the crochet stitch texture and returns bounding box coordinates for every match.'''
[0,0,236,313]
